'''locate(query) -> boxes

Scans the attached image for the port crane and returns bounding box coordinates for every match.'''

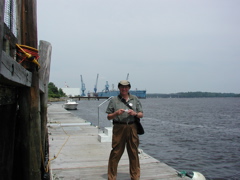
[94,74,99,93]
[105,81,109,92]
[80,75,86,96]
[126,73,129,80]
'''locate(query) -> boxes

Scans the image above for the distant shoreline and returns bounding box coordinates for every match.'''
[147,92,240,98]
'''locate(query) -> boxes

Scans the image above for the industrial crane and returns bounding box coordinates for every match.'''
[80,75,86,96]
[105,81,109,92]
[126,73,129,80]
[94,74,99,93]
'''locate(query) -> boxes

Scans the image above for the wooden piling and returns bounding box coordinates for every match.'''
[15,0,42,179]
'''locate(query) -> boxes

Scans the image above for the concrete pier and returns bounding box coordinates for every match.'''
[47,104,189,180]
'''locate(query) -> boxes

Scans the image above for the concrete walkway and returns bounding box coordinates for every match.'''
[47,103,189,180]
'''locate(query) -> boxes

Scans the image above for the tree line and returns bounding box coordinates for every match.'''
[147,92,240,98]
[48,82,66,98]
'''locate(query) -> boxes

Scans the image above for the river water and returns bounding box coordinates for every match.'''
[66,97,240,180]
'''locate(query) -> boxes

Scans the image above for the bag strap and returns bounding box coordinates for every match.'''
[118,95,133,109]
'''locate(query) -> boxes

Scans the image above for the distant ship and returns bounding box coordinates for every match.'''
[97,81,146,99]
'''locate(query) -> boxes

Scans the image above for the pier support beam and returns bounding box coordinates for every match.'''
[14,0,41,179]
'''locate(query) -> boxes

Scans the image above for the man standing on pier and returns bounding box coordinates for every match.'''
[106,80,143,180]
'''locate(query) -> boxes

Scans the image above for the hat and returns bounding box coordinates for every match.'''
[118,80,131,88]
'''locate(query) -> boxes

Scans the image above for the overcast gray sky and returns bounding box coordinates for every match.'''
[37,0,240,94]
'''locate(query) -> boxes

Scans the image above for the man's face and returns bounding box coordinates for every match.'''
[119,85,130,95]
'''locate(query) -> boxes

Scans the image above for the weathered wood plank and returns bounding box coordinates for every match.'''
[39,40,52,93]
[39,40,52,178]
[38,40,52,85]
[0,51,32,86]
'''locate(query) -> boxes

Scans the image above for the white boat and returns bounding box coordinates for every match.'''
[64,99,78,110]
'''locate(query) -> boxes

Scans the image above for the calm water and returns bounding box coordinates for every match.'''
[67,98,240,180]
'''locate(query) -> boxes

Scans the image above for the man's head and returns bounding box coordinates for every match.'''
[118,80,131,89]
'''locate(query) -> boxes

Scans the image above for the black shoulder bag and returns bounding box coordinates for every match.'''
[118,95,145,135]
